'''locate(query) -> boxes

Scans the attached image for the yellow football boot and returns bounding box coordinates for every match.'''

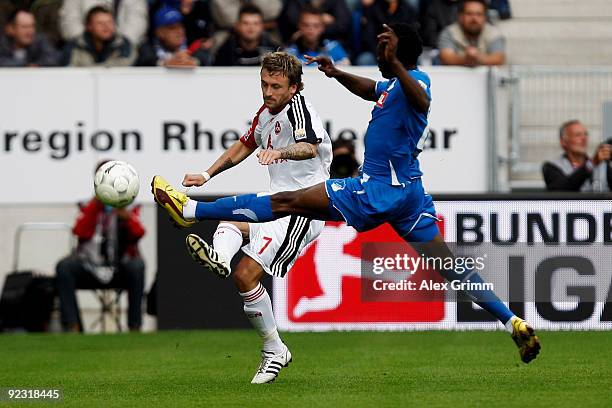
[151,175,195,228]
[511,317,541,363]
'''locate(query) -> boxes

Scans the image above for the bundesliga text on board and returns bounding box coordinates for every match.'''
[273,201,612,331]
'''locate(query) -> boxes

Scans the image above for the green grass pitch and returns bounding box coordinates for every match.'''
[0,330,610,407]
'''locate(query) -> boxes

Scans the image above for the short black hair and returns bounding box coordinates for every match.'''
[459,0,488,13]
[388,22,423,67]
[332,137,356,155]
[85,5,112,25]
[6,8,32,25]
[239,3,263,19]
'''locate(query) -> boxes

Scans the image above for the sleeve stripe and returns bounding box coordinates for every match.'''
[295,97,304,130]
[291,96,304,131]
[288,94,320,144]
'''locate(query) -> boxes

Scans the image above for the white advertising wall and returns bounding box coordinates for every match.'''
[273,199,612,331]
[0,67,489,203]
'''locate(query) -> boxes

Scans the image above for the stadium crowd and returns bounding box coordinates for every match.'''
[0,0,509,67]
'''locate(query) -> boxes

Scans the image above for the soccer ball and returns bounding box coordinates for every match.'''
[94,160,140,208]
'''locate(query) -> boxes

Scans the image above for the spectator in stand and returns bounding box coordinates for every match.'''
[63,6,135,66]
[135,5,210,66]
[354,0,418,65]
[438,0,505,66]
[542,120,612,192]
[214,4,279,66]
[0,8,59,66]
[210,0,282,53]
[286,6,350,66]
[489,0,511,20]
[31,0,64,48]
[148,0,214,46]
[55,160,146,332]
[418,0,459,49]
[59,0,148,47]
[278,0,351,44]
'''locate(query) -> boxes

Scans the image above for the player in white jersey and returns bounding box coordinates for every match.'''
[179,52,332,384]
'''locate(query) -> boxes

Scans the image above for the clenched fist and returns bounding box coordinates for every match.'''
[183,173,207,187]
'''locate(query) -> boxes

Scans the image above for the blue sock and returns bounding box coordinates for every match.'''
[463,272,514,324]
[440,268,514,324]
[195,194,275,223]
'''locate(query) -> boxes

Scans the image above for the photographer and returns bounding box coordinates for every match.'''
[330,137,360,179]
[542,120,612,192]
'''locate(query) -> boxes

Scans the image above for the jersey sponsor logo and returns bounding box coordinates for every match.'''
[275,121,281,135]
[376,91,388,108]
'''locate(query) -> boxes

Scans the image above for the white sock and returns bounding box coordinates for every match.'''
[240,282,284,354]
[505,315,519,333]
[183,199,197,220]
[213,222,243,265]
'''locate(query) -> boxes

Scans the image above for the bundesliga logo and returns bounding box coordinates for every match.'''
[275,121,281,134]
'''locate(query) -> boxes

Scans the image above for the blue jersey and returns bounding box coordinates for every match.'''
[324,69,439,241]
[362,69,431,185]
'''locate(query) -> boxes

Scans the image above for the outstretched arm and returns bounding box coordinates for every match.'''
[183,140,256,186]
[257,142,317,165]
[377,24,430,114]
[305,55,377,102]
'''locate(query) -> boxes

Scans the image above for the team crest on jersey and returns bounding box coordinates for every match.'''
[376,91,388,108]
[330,179,346,192]
[294,128,307,140]
[275,121,281,134]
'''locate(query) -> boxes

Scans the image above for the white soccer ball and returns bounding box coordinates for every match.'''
[94,160,140,208]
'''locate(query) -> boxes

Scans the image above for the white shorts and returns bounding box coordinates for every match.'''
[242,215,324,278]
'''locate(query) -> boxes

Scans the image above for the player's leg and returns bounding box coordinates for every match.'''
[213,222,249,266]
[401,219,540,363]
[186,221,248,278]
[152,175,340,226]
[233,256,292,384]
[238,216,324,382]
[190,183,333,221]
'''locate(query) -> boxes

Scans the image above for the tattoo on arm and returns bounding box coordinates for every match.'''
[210,157,234,177]
[278,143,317,160]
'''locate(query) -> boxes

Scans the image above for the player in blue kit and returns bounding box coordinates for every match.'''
[153,23,540,363]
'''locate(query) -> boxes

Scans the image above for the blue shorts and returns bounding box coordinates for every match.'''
[324,176,439,242]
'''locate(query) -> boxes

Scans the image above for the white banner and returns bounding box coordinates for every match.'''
[273,199,612,331]
[0,67,488,203]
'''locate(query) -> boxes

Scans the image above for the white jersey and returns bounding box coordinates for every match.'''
[240,93,332,193]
